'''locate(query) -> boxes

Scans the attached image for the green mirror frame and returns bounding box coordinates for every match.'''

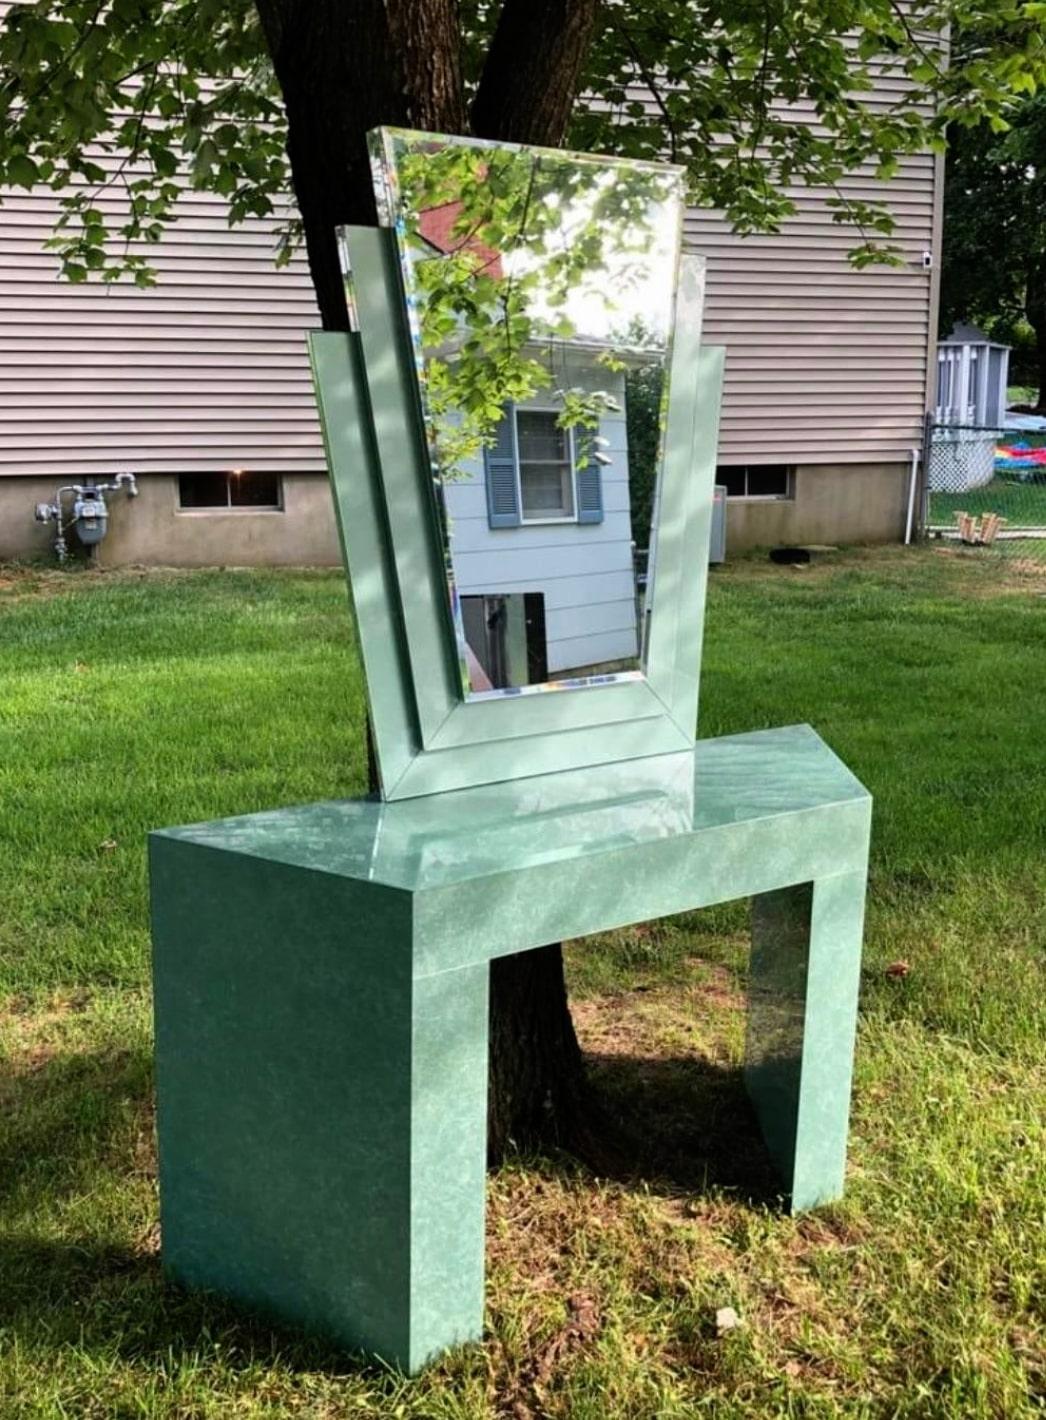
[309,225,725,801]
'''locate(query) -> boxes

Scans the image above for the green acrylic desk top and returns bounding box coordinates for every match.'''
[155,724,869,900]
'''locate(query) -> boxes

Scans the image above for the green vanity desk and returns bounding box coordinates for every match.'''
[151,722,871,1374]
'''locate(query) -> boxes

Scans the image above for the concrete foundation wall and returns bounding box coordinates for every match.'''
[0,473,341,567]
[1,461,910,567]
[724,462,911,552]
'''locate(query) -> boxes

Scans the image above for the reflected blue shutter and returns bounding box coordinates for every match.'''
[484,409,521,528]
[577,453,604,525]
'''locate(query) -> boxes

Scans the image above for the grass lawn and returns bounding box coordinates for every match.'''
[1008,386,1039,408]
[930,474,1046,531]
[2,547,1045,1417]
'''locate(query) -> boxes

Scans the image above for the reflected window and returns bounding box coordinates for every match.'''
[178,471,283,511]
[517,411,576,521]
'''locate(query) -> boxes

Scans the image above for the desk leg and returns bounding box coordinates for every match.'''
[745,872,866,1212]
[151,839,489,1373]
[407,964,490,1370]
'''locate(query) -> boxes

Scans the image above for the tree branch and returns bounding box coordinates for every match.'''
[609,17,680,164]
[471,0,602,147]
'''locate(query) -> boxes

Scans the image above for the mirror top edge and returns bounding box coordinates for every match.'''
[369,125,689,182]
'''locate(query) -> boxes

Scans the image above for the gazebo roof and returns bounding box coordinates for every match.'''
[940,320,1001,347]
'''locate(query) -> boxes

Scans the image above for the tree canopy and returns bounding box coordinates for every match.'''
[1,0,1044,331]
[941,82,1046,401]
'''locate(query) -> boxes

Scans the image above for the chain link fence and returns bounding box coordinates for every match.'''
[925,423,1046,571]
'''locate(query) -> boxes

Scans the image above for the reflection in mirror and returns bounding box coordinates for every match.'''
[369,127,685,699]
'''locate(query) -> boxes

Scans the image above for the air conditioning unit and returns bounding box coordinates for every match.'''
[710,484,727,563]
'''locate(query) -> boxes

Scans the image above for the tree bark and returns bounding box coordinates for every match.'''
[1026,257,1046,412]
[385,0,467,135]
[487,946,586,1160]
[471,0,602,145]
[255,0,605,1165]
[255,0,406,330]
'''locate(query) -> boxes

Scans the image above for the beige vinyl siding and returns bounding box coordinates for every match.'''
[0,185,324,478]
[686,69,940,465]
[690,164,937,465]
[0,61,939,482]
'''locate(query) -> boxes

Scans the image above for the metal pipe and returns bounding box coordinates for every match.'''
[905,446,920,545]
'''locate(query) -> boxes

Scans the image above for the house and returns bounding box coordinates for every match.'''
[0,81,942,564]
[446,357,637,684]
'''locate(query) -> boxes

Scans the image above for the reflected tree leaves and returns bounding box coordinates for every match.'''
[369,128,685,697]
[372,129,682,478]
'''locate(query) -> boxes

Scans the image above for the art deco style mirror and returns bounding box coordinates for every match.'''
[310,127,725,799]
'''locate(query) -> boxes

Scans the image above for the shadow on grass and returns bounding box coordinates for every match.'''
[564,1049,783,1208]
[0,1232,378,1376]
[0,1041,152,1211]
[591,1050,782,1203]
[0,1045,369,1375]
[0,1041,780,1374]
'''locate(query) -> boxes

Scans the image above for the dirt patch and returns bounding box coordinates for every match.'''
[571,964,744,1060]
[0,561,191,604]
[497,1290,602,1419]
[0,988,92,1039]
[927,543,1046,596]
[130,1095,157,1181]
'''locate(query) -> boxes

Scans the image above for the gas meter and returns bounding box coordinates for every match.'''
[34,473,138,562]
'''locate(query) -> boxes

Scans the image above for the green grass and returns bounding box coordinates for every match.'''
[2,548,1045,1417]
[1007,385,1039,407]
[930,473,1046,531]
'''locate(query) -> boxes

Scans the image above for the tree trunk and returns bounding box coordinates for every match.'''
[1027,258,1046,412]
[385,0,467,135]
[255,0,606,1165]
[471,0,602,144]
[254,0,406,330]
[488,946,587,1160]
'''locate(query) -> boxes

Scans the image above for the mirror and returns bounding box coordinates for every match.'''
[369,127,685,700]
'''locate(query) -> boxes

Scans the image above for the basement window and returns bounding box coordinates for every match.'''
[178,470,283,511]
[718,466,794,500]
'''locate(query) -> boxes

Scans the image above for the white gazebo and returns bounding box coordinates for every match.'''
[929,323,1011,493]
[935,322,1011,428]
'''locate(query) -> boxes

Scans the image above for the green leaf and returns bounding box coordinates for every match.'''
[7,154,40,187]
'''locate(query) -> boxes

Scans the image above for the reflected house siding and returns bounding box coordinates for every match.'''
[444,372,638,678]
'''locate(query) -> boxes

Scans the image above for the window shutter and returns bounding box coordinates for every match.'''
[484,409,521,528]
[577,452,604,525]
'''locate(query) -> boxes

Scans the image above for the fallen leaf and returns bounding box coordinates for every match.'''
[716,1305,742,1334]
[885,960,911,979]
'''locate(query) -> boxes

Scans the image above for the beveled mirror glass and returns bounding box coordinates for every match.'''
[369,128,685,700]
